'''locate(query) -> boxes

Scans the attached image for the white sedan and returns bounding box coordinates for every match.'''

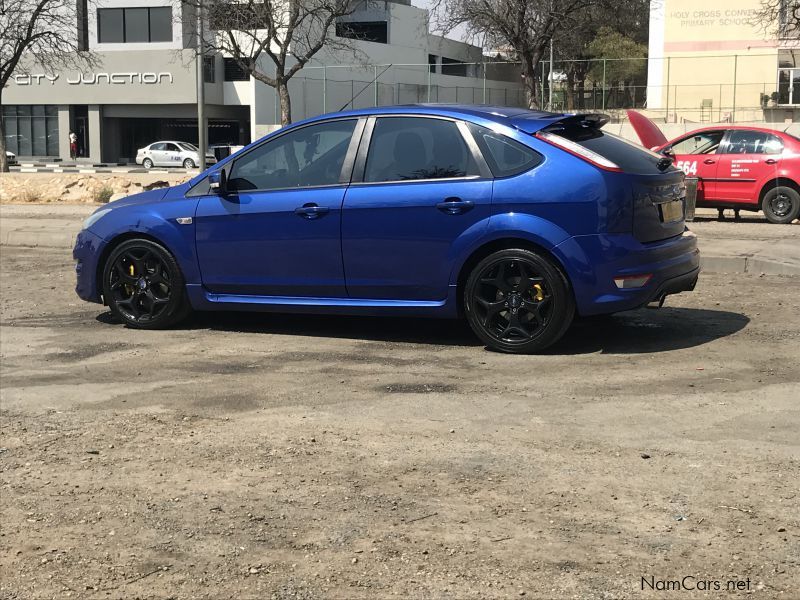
[135,141,216,169]
[5,150,17,165]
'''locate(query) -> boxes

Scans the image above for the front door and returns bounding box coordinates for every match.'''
[714,129,783,204]
[195,118,360,297]
[667,129,725,201]
[342,116,493,300]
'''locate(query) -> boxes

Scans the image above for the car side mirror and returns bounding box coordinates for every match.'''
[661,147,675,158]
[208,169,227,195]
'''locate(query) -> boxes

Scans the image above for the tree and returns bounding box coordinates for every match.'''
[0,0,94,171]
[430,0,596,109]
[753,0,800,39]
[195,0,357,125]
[586,26,647,108]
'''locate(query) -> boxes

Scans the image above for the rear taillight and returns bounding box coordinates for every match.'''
[536,131,622,172]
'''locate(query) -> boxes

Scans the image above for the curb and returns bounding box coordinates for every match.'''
[1,231,77,249]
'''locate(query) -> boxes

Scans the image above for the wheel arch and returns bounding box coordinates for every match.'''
[758,177,800,204]
[95,232,181,305]
[454,237,574,316]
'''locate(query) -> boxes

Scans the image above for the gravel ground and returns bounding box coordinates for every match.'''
[0,246,798,599]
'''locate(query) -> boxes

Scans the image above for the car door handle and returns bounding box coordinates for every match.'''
[703,159,716,164]
[765,158,778,165]
[294,204,330,219]
[436,197,475,214]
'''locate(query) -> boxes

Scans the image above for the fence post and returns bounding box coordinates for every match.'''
[482,63,487,103]
[665,57,670,122]
[601,59,606,111]
[719,83,723,122]
[374,65,378,107]
[427,65,431,103]
[322,66,327,113]
[541,60,545,108]
[732,54,738,123]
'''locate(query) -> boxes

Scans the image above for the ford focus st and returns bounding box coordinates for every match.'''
[73,105,700,354]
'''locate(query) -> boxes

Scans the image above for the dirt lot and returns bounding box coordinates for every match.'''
[0,246,798,599]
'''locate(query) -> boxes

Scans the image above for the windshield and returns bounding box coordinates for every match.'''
[179,143,198,152]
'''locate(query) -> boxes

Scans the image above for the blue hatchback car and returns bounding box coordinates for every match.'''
[73,105,700,353]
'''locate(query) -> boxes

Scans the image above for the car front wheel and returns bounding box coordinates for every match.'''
[142,158,153,169]
[102,239,190,329]
[762,186,800,224]
[464,249,575,354]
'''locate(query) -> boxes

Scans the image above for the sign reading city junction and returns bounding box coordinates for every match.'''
[12,72,174,85]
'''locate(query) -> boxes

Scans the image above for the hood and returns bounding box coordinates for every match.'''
[103,186,171,210]
[626,110,669,150]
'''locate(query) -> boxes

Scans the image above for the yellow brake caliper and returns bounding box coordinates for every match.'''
[532,283,545,302]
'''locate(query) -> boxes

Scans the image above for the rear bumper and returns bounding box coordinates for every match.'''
[556,229,700,316]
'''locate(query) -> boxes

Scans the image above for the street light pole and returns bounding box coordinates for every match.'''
[196,0,206,170]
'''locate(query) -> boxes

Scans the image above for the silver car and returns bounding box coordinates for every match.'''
[135,141,216,169]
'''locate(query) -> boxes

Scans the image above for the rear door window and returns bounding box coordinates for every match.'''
[468,124,542,177]
[364,117,478,182]
[722,130,783,155]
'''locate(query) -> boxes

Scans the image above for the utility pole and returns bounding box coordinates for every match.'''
[196,0,206,170]
[548,37,554,110]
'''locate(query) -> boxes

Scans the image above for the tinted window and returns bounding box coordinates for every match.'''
[165,143,179,152]
[469,124,542,177]
[670,131,724,155]
[224,58,251,81]
[723,130,783,155]
[547,119,670,175]
[149,7,172,42]
[97,9,124,43]
[124,8,149,43]
[229,120,356,191]
[364,117,477,182]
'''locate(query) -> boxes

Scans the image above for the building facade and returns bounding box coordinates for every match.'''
[647,0,800,122]
[2,0,523,163]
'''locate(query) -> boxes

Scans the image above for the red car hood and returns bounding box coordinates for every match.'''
[626,110,669,150]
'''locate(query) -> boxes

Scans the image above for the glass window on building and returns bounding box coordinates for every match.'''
[204,56,216,83]
[224,58,252,81]
[2,105,60,157]
[97,7,172,43]
[335,21,388,44]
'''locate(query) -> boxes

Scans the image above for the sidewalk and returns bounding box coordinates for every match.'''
[0,204,798,275]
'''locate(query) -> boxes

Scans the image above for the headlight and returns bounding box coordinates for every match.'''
[83,208,112,230]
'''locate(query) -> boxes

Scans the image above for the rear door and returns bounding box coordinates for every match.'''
[664,130,725,201]
[148,142,167,165]
[341,115,493,300]
[163,143,182,166]
[714,130,783,204]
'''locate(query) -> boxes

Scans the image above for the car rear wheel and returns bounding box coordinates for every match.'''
[102,239,191,329]
[142,158,153,169]
[464,249,575,354]
[183,158,196,169]
[762,186,800,224]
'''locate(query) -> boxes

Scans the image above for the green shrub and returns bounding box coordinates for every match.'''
[93,186,114,203]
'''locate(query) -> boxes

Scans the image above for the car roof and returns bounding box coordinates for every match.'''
[297,104,569,133]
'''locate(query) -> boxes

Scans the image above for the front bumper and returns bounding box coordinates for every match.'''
[557,229,700,316]
[73,228,105,303]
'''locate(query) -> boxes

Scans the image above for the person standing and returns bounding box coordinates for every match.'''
[69,131,78,160]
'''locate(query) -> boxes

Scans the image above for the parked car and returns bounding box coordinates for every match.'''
[627,110,800,224]
[73,105,699,353]
[135,141,216,169]
[5,150,17,165]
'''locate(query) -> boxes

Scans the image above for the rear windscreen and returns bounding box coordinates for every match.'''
[545,120,674,174]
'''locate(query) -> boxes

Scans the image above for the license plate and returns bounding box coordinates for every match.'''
[660,199,683,223]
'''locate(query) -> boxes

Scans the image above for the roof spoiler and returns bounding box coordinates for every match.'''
[543,113,611,132]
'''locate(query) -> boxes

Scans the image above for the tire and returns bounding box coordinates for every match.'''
[142,158,154,169]
[102,239,191,329]
[762,186,800,224]
[183,158,196,169]
[464,248,575,354]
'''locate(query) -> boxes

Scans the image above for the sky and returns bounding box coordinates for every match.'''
[412,0,473,43]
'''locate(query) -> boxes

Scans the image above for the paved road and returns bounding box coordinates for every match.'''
[1,245,798,598]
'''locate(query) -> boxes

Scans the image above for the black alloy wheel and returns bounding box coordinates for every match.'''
[762,186,800,224]
[465,249,574,353]
[102,239,190,329]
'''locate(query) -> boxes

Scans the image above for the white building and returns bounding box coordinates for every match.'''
[3,0,524,163]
